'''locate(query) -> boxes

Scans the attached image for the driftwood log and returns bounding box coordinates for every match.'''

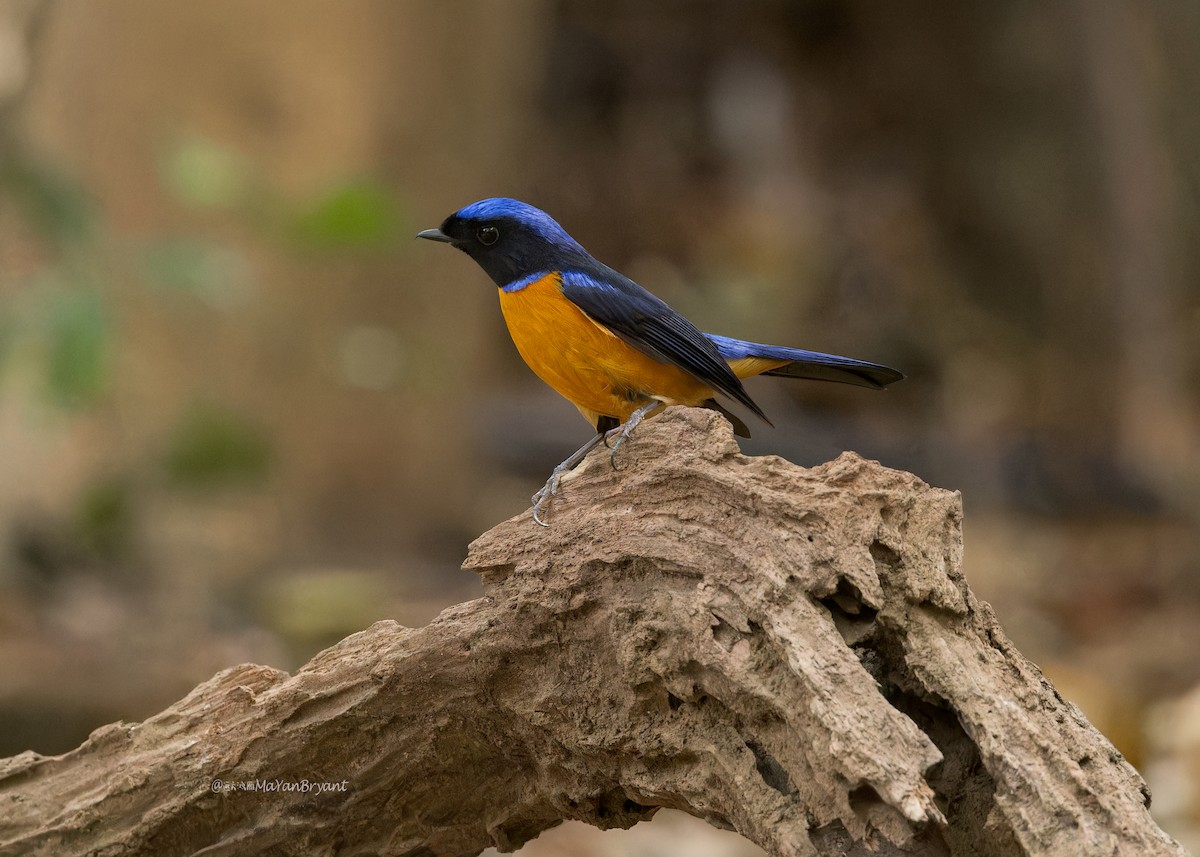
[0,407,1184,856]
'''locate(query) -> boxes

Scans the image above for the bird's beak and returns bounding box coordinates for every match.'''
[416,228,453,244]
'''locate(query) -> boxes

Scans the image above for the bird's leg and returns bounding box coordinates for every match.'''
[531,431,607,527]
[606,400,661,468]
[529,403,660,526]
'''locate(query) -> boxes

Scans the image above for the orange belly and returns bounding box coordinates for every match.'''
[498,272,713,425]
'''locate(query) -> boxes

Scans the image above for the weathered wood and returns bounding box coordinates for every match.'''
[0,408,1183,856]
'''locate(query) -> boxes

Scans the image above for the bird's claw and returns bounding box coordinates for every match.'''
[528,402,656,526]
[531,474,560,527]
[606,403,652,470]
[607,430,628,470]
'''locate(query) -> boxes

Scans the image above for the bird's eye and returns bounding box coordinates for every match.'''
[477,226,499,246]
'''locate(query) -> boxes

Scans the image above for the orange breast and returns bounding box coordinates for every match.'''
[497,272,713,425]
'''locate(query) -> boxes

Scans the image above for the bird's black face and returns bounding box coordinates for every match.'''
[417,215,533,287]
[435,215,504,256]
[418,207,588,289]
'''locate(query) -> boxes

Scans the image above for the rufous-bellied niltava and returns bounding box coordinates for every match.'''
[418,198,903,526]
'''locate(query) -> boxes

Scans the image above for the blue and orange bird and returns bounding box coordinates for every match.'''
[418,198,904,525]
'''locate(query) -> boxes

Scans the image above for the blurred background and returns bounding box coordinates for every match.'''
[1,0,1197,851]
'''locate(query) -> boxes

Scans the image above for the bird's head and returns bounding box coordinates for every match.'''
[417,198,589,287]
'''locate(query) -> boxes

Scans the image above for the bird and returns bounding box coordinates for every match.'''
[418,198,903,525]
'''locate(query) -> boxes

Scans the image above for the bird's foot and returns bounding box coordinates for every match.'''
[528,430,608,527]
[530,469,565,528]
[607,400,658,469]
[529,402,660,526]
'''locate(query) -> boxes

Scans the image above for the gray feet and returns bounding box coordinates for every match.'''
[531,464,570,527]
[605,400,655,467]
[531,401,661,526]
[530,431,606,527]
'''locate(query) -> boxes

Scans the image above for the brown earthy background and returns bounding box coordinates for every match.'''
[1,2,1197,852]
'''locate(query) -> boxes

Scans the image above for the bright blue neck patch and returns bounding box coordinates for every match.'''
[501,271,548,293]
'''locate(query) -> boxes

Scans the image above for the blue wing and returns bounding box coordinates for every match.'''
[558,266,770,423]
[707,334,905,389]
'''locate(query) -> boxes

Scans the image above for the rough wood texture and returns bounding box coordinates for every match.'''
[0,408,1184,857]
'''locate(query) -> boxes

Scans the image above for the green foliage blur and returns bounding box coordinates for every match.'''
[4,131,406,425]
[164,402,271,489]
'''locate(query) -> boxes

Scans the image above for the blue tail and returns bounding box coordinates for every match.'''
[706,334,905,390]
